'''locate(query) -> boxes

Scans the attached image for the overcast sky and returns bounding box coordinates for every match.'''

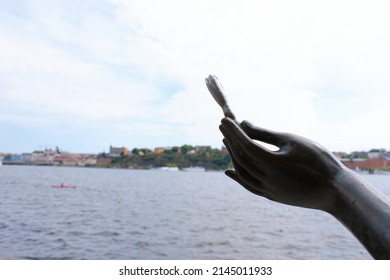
[1,0,390,154]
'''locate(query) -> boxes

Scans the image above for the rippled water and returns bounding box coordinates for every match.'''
[1,165,389,259]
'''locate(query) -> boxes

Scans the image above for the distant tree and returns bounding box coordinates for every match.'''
[181,144,195,154]
[101,145,232,170]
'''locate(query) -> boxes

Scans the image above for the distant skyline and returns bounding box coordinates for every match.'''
[1,0,390,154]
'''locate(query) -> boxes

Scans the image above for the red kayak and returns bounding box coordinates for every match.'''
[52,184,77,189]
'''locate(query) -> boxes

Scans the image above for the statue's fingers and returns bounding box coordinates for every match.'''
[222,138,266,180]
[223,138,266,176]
[225,161,265,197]
[240,120,287,148]
[221,118,272,158]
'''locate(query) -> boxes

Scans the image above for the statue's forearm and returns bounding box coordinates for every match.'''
[329,168,390,259]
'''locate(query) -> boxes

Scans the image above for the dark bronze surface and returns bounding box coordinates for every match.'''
[206,75,390,259]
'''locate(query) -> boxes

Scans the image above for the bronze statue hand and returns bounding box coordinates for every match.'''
[219,117,345,211]
[220,117,390,259]
[209,76,390,259]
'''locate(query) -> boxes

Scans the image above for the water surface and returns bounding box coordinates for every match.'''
[1,165,389,259]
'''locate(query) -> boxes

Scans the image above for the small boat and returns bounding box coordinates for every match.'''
[51,184,77,189]
[182,166,205,172]
[157,166,179,171]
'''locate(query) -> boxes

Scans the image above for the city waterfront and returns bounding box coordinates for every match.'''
[1,165,389,259]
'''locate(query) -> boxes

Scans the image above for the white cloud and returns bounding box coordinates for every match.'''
[1,0,390,152]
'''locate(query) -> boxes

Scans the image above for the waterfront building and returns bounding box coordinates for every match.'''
[341,157,390,171]
[109,146,129,156]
